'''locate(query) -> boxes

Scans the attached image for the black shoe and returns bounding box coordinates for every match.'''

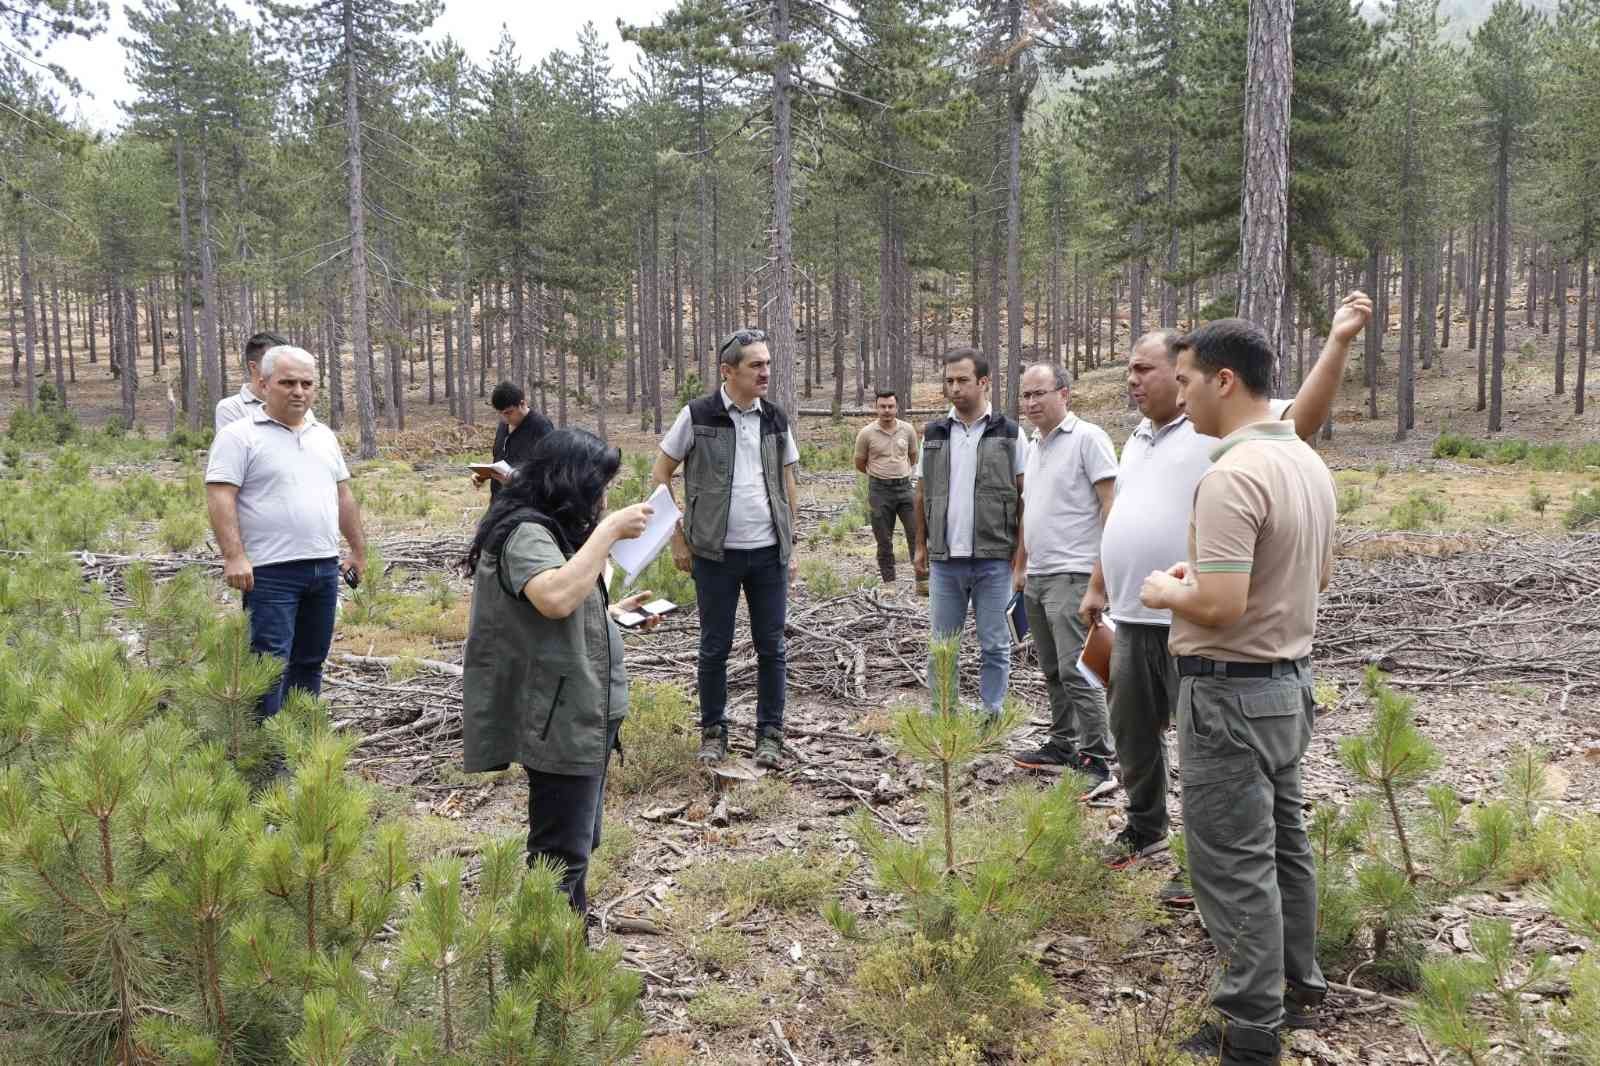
[1073,753,1118,800]
[697,724,729,765]
[1222,1023,1281,1065]
[1283,984,1324,1030]
[1013,741,1076,770]
[1177,1021,1223,1060]
[1158,876,1195,909]
[1102,826,1171,869]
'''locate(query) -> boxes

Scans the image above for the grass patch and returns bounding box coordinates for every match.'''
[1435,433,1600,472]
[1386,489,1449,531]
[1566,488,1600,530]
[800,557,846,598]
[729,776,792,819]
[678,850,849,916]
[685,927,751,974]
[588,817,637,902]
[1336,485,1366,515]
[610,682,699,796]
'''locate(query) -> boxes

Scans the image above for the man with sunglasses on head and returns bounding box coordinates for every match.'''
[652,328,800,771]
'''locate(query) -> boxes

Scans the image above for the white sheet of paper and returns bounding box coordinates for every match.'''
[468,460,513,479]
[608,483,682,587]
[1074,616,1117,690]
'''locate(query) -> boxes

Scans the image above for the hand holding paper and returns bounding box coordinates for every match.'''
[609,484,682,587]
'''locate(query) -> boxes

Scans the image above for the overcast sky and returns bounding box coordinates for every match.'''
[40,1,675,132]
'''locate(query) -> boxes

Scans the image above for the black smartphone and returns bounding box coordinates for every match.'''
[342,566,361,589]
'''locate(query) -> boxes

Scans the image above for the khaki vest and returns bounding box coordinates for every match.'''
[920,413,1021,561]
[680,392,795,563]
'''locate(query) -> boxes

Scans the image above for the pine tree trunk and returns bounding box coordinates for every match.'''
[121,284,138,427]
[969,190,981,348]
[1555,256,1568,395]
[18,221,37,410]
[1004,0,1027,417]
[1478,213,1493,409]
[51,270,66,402]
[1364,244,1379,420]
[1576,249,1589,417]
[1442,227,1454,351]
[769,0,799,418]
[1163,128,1181,327]
[833,212,846,419]
[1489,142,1509,433]
[5,255,18,388]
[1237,0,1294,368]
[197,138,225,413]
[342,0,379,459]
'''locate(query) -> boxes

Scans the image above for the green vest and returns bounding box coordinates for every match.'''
[920,412,1022,562]
[680,391,795,563]
[461,522,626,776]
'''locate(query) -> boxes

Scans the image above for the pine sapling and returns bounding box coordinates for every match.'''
[1340,672,1441,882]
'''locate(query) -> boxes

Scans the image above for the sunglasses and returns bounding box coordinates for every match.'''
[718,328,767,357]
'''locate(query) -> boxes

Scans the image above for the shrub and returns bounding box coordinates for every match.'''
[678,850,847,916]
[1565,488,1600,530]
[1387,489,1448,531]
[1527,487,1551,515]
[800,557,845,598]
[6,383,78,445]
[1432,432,1484,460]
[1337,485,1366,515]
[609,681,698,796]
[158,509,209,552]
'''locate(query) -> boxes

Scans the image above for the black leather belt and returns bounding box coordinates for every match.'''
[871,476,912,485]
[1176,655,1309,679]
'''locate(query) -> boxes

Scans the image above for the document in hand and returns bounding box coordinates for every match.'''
[1006,591,1029,644]
[609,483,682,587]
[1076,616,1116,690]
[467,460,513,481]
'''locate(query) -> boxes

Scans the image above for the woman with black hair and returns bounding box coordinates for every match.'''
[461,428,657,918]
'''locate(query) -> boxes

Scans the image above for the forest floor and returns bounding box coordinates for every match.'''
[4,303,1600,1064]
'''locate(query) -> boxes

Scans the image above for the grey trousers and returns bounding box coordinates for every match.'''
[1022,572,1113,760]
[1109,622,1179,841]
[1179,664,1326,1037]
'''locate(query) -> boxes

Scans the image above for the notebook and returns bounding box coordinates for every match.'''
[1076,617,1117,690]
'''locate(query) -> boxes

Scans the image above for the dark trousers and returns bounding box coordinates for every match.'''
[692,545,787,736]
[243,557,340,720]
[525,717,621,915]
[1109,622,1180,841]
[868,477,916,582]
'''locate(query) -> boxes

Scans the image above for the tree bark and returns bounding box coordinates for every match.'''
[1004,0,1028,417]
[18,221,37,410]
[769,0,799,418]
[1489,143,1509,433]
[1237,0,1294,372]
[1555,255,1568,395]
[343,0,379,459]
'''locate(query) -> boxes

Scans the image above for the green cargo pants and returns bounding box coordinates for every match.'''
[1108,622,1178,841]
[1178,662,1326,1040]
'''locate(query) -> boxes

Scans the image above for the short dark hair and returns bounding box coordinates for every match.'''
[1173,318,1275,397]
[1144,328,1183,362]
[244,331,287,366]
[874,388,898,401]
[490,381,525,411]
[943,347,989,381]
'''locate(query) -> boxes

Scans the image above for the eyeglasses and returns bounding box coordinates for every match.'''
[718,328,767,357]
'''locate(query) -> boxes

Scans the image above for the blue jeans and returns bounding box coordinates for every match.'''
[243,557,340,720]
[929,557,1012,713]
[693,546,787,736]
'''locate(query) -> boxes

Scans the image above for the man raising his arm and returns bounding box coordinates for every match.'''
[1138,315,1344,1066]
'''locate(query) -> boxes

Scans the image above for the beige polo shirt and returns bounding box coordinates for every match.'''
[1168,420,1336,663]
[855,419,918,479]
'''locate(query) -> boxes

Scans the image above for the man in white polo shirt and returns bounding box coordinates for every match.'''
[205,344,368,721]
[1089,292,1372,872]
[1012,364,1119,796]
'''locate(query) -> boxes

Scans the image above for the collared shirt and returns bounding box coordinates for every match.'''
[214,382,264,432]
[855,419,919,480]
[660,385,800,549]
[490,407,555,498]
[917,405,1028,559]
[204,408,351,567]
[1169,420,1336,662]
[1100,399,1292,624]
[1022,412,1118,575]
